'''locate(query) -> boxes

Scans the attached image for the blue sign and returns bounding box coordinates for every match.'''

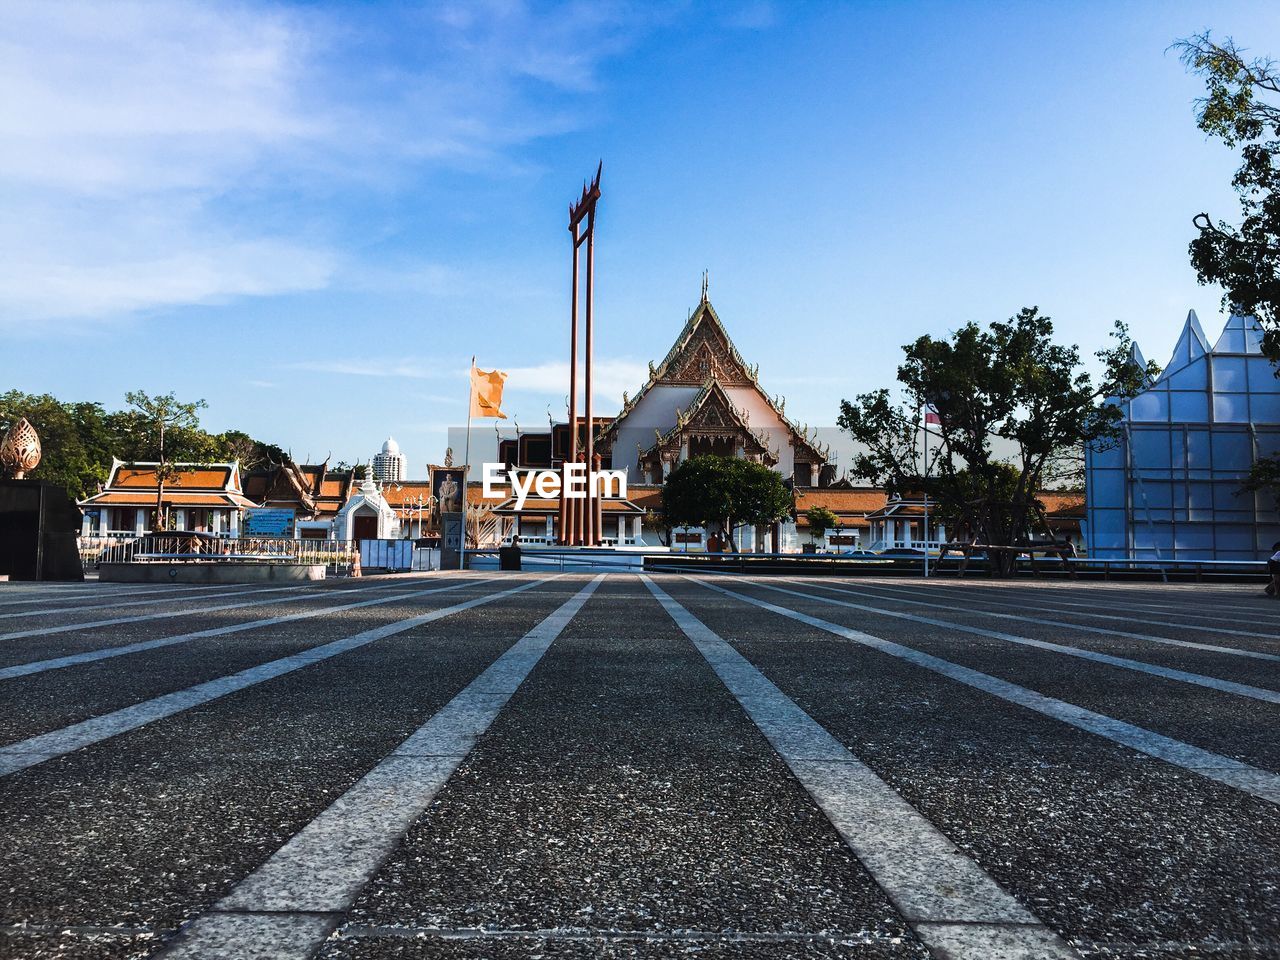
[244,508,295,536]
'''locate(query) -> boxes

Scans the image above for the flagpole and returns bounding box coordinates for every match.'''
[460,357,474,572]
[922,408,930,579]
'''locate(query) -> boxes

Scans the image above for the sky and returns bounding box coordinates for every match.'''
[3,0,1278,474]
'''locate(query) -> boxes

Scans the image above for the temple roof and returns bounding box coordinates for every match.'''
[601,296,831,463]
[81,459,255,508]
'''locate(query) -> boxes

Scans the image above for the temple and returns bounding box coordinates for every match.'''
[478,292,835,550]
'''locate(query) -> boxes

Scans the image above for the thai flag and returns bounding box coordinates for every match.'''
[924,405,941,425]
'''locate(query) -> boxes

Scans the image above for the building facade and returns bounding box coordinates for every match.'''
[1085,311,1280,560]
[372,437,406,483]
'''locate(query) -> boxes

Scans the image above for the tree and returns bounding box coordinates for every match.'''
[839,309,1151,576]
[216,430,286,471]
[1176,33,1280,358]
[661,456,793,552]
[0,392,114,499]
[124,391,207,531]
[804,505,838,546]
[1176,32,1280,500]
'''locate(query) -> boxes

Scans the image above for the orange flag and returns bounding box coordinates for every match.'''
[470,363,508,419]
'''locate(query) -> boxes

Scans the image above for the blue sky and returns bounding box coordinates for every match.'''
[3,0,1277,473]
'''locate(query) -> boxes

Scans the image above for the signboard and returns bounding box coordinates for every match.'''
[244,508,295,537]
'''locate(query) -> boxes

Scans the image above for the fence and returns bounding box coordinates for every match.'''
[78,535,362,576]
[463,546,1269,582]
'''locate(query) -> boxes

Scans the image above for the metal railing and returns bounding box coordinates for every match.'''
[461,546,1269,582]
[78,535,361,575]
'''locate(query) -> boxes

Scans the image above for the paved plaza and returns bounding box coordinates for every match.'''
[0,572,1277,960]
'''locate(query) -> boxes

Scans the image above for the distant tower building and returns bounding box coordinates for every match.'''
[372,436,406,482]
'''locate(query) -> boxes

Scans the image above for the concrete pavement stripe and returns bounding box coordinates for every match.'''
[0,579,485,681]
[336,924,900,945]
[0,584,212,607]
[0,581,403,642]
[905,583,1280,626]
[156,575,605,960]
[0,576,554,778]
[0,583,313,620]
[772,580,1280,701]
[854,581,1280,638]
[641,576,1077,960]
[789,578,1280,662]
[691,577,1280,805]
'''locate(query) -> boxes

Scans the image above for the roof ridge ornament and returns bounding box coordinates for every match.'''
[701,269,709,303]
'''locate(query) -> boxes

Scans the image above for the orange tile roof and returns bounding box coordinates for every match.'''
[1039,492,1085,517]
[319,479,348,498]
[795,488,888,515]
[113,465,235,491]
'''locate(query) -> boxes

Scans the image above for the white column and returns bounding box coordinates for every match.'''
[98,510,108,536]
[633,515,642,542]
[662,458,673,479]
[230,510,240,537]
[679,440,688,462]
[810,463,820,486]
[135,509,146,535]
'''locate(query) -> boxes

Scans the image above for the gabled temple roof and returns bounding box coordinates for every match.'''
[80,459,255,508]
[601,295,831,463]
[641,378,777,461]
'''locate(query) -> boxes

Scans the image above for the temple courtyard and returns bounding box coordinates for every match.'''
[0,572,1277,960]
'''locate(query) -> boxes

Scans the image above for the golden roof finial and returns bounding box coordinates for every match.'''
[701,269,709,303]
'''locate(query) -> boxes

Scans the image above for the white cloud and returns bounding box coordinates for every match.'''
[287,358,437,379]
[504,359,649,404]
[284,355,647,410]
[0,0,667,327]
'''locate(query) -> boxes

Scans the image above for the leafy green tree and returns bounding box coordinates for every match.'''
[217,430,286,471]
[662,455,793,551]
[124,391,208,530]
[0,392,114,499]
[804,505,838,546]
[839,310,1150,576]
[1176,33,1280,358]
[1176,32,1280,499]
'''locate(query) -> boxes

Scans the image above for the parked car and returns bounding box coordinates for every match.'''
[839,549,882,559]
[878,548,926,558]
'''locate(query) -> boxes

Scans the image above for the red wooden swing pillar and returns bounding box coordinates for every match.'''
[559,163,604,547]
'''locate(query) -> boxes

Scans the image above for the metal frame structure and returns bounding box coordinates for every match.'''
[1086,312,1280,560]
